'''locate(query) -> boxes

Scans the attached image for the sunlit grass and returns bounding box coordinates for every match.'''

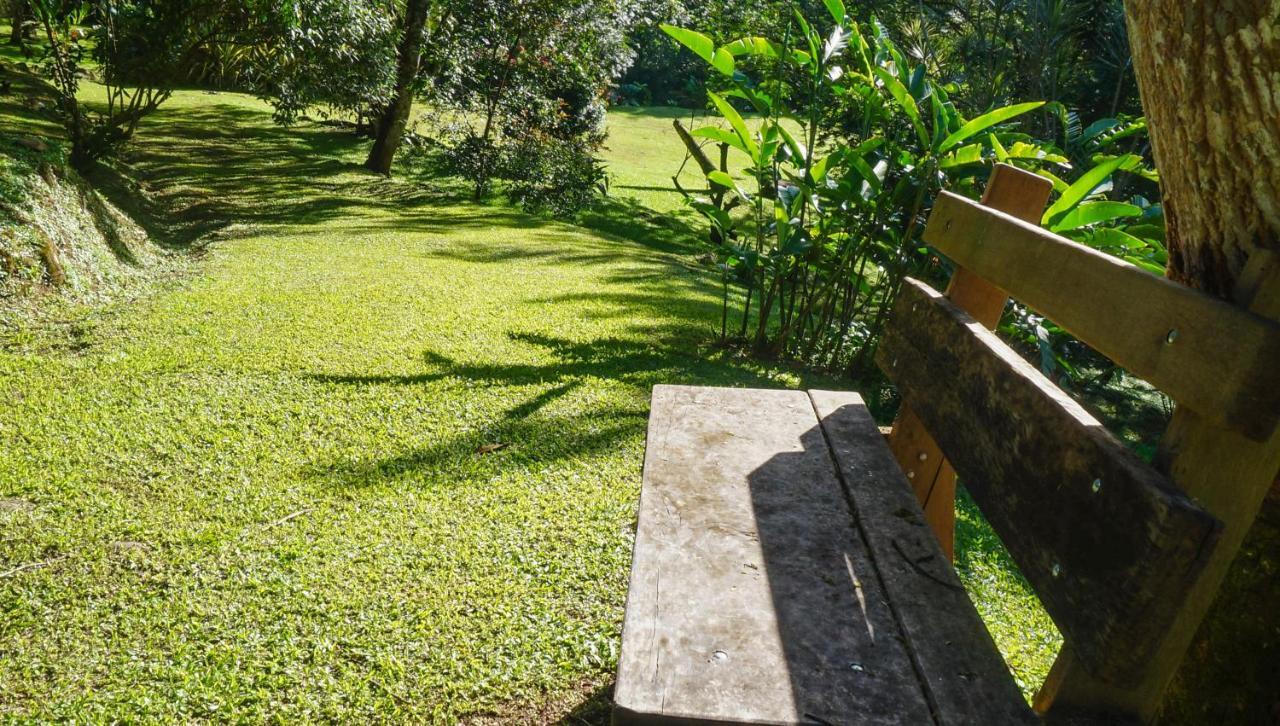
[1,58,1059,719]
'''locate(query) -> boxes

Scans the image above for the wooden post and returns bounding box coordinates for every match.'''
[1035,251,1280,721]
[886,164,1052,559]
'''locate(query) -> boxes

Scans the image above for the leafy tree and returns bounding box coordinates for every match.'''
[664,3,1050,371]
[27,0,260,167]
[364,0,447,175]
[251,0,397,128]
[436,0,655,201]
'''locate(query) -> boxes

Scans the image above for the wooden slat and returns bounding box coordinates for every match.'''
[875,279,1223,686]
[811,390,1036,725]
[924,192,1280,442]
[614,385,933,725]
[888,164,1053,558]
[1036,251,1280,718]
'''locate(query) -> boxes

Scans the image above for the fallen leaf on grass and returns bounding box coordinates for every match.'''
[475,443,509,455]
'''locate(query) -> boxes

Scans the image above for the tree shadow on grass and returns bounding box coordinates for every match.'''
[78,103,516,249]
[0,64,64,138]
[307,331,795,489]
[311,399,649,490]
[81,104,386,248]
[573,194,705,257]
[553,682,614,725]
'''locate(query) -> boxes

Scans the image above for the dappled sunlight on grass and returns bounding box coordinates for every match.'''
[0,60,1056,719]
[0,85,818,722]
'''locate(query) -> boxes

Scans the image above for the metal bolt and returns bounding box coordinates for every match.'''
[1166,329,1179,344]
[1091,478,1102,494]
[1051,563,1062,578]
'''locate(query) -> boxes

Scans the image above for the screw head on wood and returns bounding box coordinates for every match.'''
[918,452,928,462]
[907,470,916,479]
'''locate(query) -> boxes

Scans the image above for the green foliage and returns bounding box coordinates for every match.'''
[1003,135,1166,389]
[621,0,797,107]
[503,129,611,216]
[665,3,1166,392]
[25,0,260,166]
[664,9,1047,374]
[627,0,1141,127]
[431,0,653,209]
[250,0,397,124]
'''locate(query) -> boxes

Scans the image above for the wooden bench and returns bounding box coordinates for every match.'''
[613,165,1280,724]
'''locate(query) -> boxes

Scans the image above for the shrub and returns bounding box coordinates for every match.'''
[665,4,1048,373]
[503,129,609,216]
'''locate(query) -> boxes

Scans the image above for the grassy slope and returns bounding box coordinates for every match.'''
[0,75,1058,721]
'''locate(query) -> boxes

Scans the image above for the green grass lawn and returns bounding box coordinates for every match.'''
[1,72,1058,720]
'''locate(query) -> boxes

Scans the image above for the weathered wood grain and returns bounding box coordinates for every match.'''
[811,390,1036,725]
[613,385,932,725]
[924,191,1280,441]
[889,164,1053,558]
[876,279,1223,686]
[1036,251,1280,719]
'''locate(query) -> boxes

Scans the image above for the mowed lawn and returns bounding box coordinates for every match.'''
[0,88,1058,720]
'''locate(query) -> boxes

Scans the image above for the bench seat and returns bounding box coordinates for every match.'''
[613,385,1034,725]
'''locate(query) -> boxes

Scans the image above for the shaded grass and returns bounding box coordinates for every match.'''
[0,88,824,722]
[1,69,1060,720]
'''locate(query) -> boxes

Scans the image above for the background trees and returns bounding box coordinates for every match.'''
[622,0,1141,124]
[251,0,397,129]
[26,0,257,166]
[431,0,657,202]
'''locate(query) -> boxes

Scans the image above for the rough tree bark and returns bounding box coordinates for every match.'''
[364,0,434,176]
[1130,1,1280,298]
[1124,2,1279,722]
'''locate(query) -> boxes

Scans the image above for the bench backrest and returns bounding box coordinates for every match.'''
[878,167,1280,695]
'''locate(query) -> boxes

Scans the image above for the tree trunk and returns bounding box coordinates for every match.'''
[1124,1,1279,721]
[364,0,433,176]
[10,0,28,45]
[1129,1,1280,299]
